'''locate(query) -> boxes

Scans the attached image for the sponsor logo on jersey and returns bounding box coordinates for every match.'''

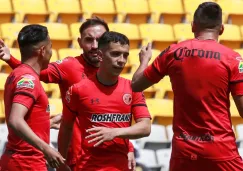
[21,74,35,80]
[91,113,131,122]
[123,93,132,105]
[16,76,35,89]
[179,132,214,142]
[56,59,63,64]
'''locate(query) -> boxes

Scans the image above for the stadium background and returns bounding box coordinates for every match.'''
[0,0,243,170]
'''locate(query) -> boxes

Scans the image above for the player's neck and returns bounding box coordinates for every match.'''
[96,70,118,86]
[23,58,42,75]
[195,30,219,41]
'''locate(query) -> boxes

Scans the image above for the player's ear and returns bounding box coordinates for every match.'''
[219,24,224,35]
[97,50,103,62]
[39,45,45,57]
[77,37,82,49]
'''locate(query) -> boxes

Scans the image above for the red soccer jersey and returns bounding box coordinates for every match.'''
[65,75,151,171]
[4,64,50,166]
[144,38,243,161]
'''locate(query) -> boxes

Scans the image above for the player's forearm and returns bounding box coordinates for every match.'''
[132,62,149,92]
[115,119,151,139]
[58,123,73,158]
[8,117,49,152]
[6,55,21,69]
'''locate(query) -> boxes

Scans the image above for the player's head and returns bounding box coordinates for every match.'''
[192,2,223,35]
[98,31,129,77]
[18,24,52,69]
[78,16,109,65]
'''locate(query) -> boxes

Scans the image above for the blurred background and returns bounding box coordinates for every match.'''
[0,0,243,170]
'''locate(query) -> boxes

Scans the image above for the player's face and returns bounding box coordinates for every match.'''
[78,25,107,64]
[42,36,52,69]
[100,42,129,76]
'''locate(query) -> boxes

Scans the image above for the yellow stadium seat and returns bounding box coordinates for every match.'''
[139,24,176,50]
[173,23,194,42]
[0,73,8,100]
[46,0,82,25]
[149,0,185,25]
[114,0,151,24]
[234,49,243,57]
[146,98,173,123]
[81,0,116,23]
[48,98,63,116]
[154,76,173,100]
[218,0,243,26]
[12,0,49,23]
[48,84,60,98]
[10,48,21,60]
[58,48,83,60]
[0,0,14,24]
[219,24,242,49]
[129,49,161,73]
[230,99,239,117]
[108,23,142,49]
[39,23,72,50]
[0,23,27,48]
[50,49,59,63]
[69,22,83,49]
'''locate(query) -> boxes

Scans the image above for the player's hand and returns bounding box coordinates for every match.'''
[50,114,62,130]
[128,151,136,171]
[139,42,152,65]
[43,145,66,168]
[0,39,11,62]
[85,126,117,147]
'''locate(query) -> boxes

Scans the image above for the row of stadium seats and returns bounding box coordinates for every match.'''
[1,0,243,25]
[1,22,243,50]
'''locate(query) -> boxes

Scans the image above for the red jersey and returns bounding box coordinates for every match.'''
[7,54,135,166]
[144,38,243,161]
[3,64,50,166]
[65,75,151,171]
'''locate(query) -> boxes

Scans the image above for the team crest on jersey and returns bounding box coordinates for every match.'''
[123,93,132,105]
[16,76,35,89]
[65,87,72,103]
[236,57,243,73]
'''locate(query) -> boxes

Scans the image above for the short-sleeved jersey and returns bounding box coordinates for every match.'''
[4,64,50,165]
[144,38,243,161]
[65,75,151,170]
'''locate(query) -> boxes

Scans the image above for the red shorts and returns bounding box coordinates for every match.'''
[170,156,243,171]
[0,152,47,171]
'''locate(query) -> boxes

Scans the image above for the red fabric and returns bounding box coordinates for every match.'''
[65,75,150,170]
[170,157,243,171]
[144,38,243,161]
[3,64,50,167]
[39,55,98,165]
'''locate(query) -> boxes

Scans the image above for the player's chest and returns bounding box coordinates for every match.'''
[78,91,133,113]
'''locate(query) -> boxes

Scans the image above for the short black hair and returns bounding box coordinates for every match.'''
[17,24,48,61]
[79,16,109,34]
[193,2,222,30]
[98,31,129,49]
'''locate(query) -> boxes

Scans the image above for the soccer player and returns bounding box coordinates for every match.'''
[0,24,65,171]
[59,31,151,171]
[131,2,243,171]
[0,17,136,170]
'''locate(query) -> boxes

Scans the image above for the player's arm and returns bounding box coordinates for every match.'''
[229,54,243,118]
[132,44,171,92]
[128,141,136,171]
[8,101,65,168]
[58,86,78,159]
[0,39,21,69]
[50,114,62,129]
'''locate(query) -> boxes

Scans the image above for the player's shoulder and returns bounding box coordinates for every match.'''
[52,55,83,66]
[118,76,133,89]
